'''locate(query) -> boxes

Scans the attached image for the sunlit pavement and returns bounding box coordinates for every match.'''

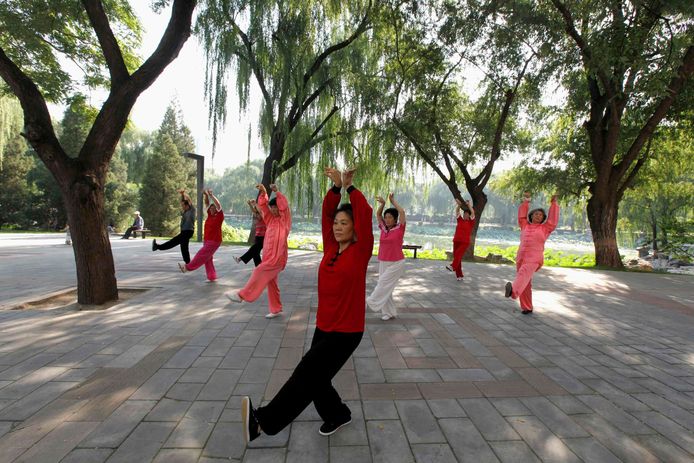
[0,233,693,462]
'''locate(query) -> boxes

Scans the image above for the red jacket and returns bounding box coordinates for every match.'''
[204,208,224,243]
[316,186,374,333]
[454,216,475,243]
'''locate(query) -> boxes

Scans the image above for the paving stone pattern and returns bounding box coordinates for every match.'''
[0,236,693,462]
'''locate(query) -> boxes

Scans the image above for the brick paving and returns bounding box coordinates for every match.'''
[0,234,693,462]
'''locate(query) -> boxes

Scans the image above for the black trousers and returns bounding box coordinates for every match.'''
[240,236,264,266]
[155,229,194,263]
[255,327,363,435]
[122,227,140,239]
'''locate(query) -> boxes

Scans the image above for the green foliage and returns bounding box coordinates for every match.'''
[221,222,246,242]
[139,134,190,235]
[0,0,142,101]
[117,125,155,185]
[58,94,98,157]
[0,95,24,168]
[139,102,196,235]
[0,130,36,228]
[104,151,138,231]
[206,160,264,214]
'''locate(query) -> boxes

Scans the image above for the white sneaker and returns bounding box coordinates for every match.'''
[234,256,241,264]
[381,314,395,321]
[178,262,188,273]
[457,277,463,281]
[226,292,242,303]
[265,312,282,319]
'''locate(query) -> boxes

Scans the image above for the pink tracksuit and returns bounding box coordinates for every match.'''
[511,199,559,311]
[238,191,291,314]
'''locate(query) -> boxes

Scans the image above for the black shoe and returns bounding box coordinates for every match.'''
[505,282,513,298]
[152,239,157,251]
[521,309,532,315]
[242,396,261,443]
[318,416,352,436]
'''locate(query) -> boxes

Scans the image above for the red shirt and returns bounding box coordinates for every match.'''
[454,216,475,243]
[254,216,266,237]
[316,186,374,333]
[204,208,224,243]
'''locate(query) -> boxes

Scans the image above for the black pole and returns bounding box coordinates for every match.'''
[183,152,205,242]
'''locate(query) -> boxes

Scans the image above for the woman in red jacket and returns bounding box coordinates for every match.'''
[446,198,475,280]
[240,167,373,443]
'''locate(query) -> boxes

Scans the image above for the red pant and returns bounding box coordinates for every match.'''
[511,261,541,311]
[452,241,470,278]
[185,240,220,281]
[238,262,284,314]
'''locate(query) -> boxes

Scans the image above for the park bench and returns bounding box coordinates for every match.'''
[402,244,423,259]
[131,229,151,239]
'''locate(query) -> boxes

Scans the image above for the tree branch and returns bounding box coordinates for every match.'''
[614,45,694,181]
[81,0,129,86]
[278,105,340,174]
[0,46,69,176]
[85,0,196,164]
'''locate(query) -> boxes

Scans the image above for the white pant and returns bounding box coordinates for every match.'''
[367,259,406,317]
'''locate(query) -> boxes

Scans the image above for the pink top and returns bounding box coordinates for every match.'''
[254,216,266,237]
[377,223,405,261]
[515,199,559,268]
[257,191,291,268]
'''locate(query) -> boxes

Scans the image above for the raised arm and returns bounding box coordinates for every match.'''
[375,196,386,228]
[322,168,343,248]
[343,168,374,255]
[272,186,292,230]
[389,193,406,226]
[179,189,192,205]
[466,200,475,221]
[544,195,560,235]
[518,191,531,229]
[207,189,222,212]
[349,187,374,255]
[255,184,271,222]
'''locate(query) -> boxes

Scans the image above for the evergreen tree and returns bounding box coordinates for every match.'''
[140,133,190,235]
[104,150,138,231]
[0,133,36,228]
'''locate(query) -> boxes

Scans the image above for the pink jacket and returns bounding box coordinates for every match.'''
[516,199,559,267]
[258,191,291,268]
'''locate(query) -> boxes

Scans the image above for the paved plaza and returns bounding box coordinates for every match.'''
[0,233,693,463]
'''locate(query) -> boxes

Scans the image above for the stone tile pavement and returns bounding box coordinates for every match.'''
[0,234,693,462]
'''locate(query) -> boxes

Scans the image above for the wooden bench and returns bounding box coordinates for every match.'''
[131,229,151,239]
[402,244,423,259]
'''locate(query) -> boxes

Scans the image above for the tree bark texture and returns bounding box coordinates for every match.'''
[64,169,118,303]
[586,192,622,268]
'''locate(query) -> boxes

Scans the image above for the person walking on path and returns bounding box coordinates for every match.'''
[240,166,374,443]
[152,189,196,263]
[120,211,144,239]
[178,189,224,281]
[233,199,266,267]
[367,193,406,321]
[446,198,475,280]
[226,184,291,318]
[504,191,559,314]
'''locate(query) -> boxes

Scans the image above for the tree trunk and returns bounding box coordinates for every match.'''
[587,193,624,268]
[64,170,118,305]
[464,192,487,260]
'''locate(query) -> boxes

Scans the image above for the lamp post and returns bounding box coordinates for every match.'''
[183,152,204,242]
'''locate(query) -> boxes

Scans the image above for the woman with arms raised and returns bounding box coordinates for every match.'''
[240,167,374,443]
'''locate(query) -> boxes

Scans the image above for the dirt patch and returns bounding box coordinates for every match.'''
[11,287,150,312]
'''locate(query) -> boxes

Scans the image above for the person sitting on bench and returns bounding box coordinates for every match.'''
[121,211,144,240]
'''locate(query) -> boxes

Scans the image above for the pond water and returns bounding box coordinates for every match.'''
[225,217,610,256]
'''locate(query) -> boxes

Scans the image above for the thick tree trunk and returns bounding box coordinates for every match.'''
[63,170,118,305]
[464,192,487,260]
[587,194,624,268]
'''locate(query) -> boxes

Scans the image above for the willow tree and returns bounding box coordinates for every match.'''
[0,0,196,304]
[373,0,545,257]
[533,0,694,268]
[196,0,375,195]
